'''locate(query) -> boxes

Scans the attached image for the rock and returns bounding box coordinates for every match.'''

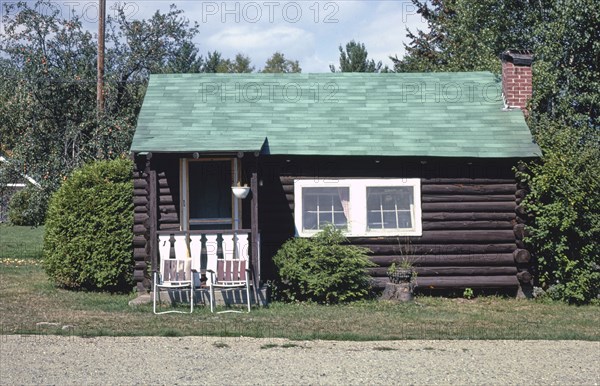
[128,293,152,306]
[36,322,61,328]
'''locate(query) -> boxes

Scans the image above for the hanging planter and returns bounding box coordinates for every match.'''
[232,186,251,199]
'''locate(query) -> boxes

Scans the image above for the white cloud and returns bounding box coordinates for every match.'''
[60,1,430,73]
[328,2,429,71]
[203,25,315,69]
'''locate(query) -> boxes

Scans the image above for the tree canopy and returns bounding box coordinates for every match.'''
[0,1,297,217]
[0,2,201,196]
[260,52,301,73]
[330,40,385,73]
[396,0,599,303]
[391,0,539,73]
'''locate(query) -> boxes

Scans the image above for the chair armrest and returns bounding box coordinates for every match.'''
[206,269,216,281]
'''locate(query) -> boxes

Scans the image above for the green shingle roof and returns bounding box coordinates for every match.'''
[131,72,540,158]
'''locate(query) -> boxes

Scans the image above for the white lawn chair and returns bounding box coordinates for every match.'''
[153,234,194,314]
[206,233,252,313]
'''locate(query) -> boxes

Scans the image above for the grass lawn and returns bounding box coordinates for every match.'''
[0,223,44,260]
[1,225,599,340]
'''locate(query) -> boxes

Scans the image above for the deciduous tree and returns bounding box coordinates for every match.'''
[260,52,301,73]
[0,1,201,208]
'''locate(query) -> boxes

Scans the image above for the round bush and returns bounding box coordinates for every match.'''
[273,225,375,304]
[8,186,47,226]
[43,159,133,291]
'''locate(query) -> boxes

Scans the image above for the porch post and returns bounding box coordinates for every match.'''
[250,172,260,303]
[147,155,158,287]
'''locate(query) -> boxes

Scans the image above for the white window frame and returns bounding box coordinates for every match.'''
[294,178,422,237]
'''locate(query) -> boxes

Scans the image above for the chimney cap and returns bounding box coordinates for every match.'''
[500,49,533,66]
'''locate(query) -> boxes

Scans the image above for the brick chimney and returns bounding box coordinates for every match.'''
[500,50,533,112]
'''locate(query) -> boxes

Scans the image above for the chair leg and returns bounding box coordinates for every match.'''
[153,272,158,314]
[189,282,194,314]
[246,280,251,312]
[209,285,215,313]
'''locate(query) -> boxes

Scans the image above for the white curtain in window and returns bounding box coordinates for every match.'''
[338,187,350,221]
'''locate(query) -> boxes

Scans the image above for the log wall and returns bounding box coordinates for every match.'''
[258,156,531,292]
[132,155,151,292]
[153,156,180,231]
[132,154,533,294]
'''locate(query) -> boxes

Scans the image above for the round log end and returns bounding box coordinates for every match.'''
[514,224,527,240]
[133,269,146,282]
[515,205,527,217]
[513,249,531,264]
[517,270,533,283]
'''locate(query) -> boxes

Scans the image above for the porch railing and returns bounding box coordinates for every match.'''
[154,230,255,288]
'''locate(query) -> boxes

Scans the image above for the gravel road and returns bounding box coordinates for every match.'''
[1,336,598,385]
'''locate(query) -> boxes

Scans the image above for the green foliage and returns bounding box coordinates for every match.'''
[206,52,255,73]
[8,186,47,226]
[273,225,375,304]
[393,0,540,73]
[397,0,600,303]
[43,159,134,291]
[7,189,29,226]
[260,52,301,73]
[0,1,202,203]
[463,288,474,300]
[330,40,386,73]
[528,0,600,129]
[387,262,397,276]
[517,122,600,304]
[523,0,599,303]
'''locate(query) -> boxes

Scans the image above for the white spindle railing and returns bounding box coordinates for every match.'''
[157,230,251,288]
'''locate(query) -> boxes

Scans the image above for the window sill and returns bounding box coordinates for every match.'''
[296,229,422,238]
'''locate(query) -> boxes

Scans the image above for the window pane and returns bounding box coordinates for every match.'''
[334,213,348,228]
[398,211,412,228]
[382,211,397,228]
[189,160,232,221]
[304,194,318,212]
[332,196,344,211]
[367,186,414,230]
[303,211,318,230]
[366,191,380,212]
[367,211,382,229]
[302,187,348,231]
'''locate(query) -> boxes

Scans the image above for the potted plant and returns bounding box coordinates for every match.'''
[231,182,250,199]
[387,260,415,284]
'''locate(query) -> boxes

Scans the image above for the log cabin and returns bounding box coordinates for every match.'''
[129,50,539,296]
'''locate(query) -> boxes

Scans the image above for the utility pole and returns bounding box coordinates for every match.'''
[97,0,106,117]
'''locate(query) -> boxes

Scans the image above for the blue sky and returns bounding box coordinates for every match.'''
[0,1,428,72]
[163,0,428,72]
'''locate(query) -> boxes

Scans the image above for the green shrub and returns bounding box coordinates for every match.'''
[43,159,134,291]
[8,186,47,226]
[273,225,375,304]
[517,122,600,304]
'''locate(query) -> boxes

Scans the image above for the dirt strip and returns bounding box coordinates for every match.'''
[1,336,598,385]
